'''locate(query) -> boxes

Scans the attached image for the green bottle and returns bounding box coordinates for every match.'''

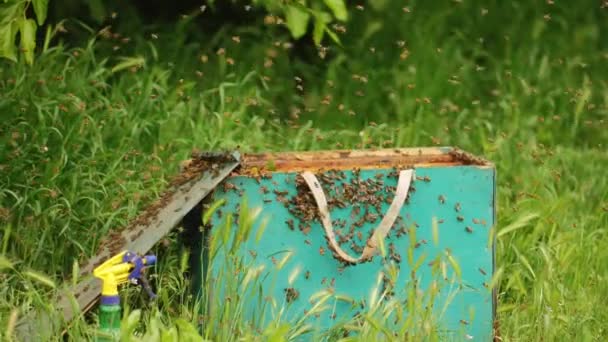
[96,296,121,341]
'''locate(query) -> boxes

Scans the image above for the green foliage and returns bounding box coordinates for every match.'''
[117,310,206,342]
[1,0,349,65]
[284,4,310,39]
[252,0,348,45]
[17,17,35,64]
[31,0,48,24]
[0,1,23,62]
[0,0,50,64]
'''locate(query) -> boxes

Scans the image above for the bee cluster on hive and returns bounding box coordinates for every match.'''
[275,167,417,265]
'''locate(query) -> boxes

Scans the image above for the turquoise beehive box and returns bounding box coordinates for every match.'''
[183,147,497,341]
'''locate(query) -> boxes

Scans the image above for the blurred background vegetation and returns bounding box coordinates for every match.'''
[1,0,607,340]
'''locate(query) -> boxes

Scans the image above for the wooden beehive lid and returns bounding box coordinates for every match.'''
[237,146,493,173]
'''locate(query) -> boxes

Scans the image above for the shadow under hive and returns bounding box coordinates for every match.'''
[185,147,497,340]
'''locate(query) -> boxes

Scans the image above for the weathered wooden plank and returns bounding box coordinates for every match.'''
[13,152,241,341]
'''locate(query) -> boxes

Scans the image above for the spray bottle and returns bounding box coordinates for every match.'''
[93,250,157,341]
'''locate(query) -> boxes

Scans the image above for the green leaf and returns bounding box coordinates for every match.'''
[284,5,310,39]
[160,326,178,342]
[323,0,348,21]
[175,319,203,341]
[497,212,539,238]
[111,56,145,73]
[0,1,23,25]
[32,0,49,25]
[312,12,332,45]
[0,1,24,62]
[431,216,439,245]
[19,18,36,65]
[121,309,142,340]
[203,199,226,225]
[445,251,462,281]
[142,317,161,342]
[42,22,52,52]
[264,322,290,342]
[324,27,341,45]
[23,269,55,288]
[71,259,79,287]
[0,17,19,62]
[0,255,14,270]
[255,216,268,243]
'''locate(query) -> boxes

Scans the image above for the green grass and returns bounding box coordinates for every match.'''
[1,0,607,340]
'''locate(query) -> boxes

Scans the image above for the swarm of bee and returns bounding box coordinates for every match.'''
[279,167,413,264]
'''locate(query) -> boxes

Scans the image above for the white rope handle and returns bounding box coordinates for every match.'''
[300,169,415,264]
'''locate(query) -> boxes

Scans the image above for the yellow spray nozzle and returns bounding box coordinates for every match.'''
[93,250,157,299]
[93,251,130,297]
